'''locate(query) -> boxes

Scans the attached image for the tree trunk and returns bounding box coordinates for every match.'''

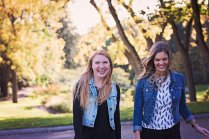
[181,52,197,101]
[118,0,166,49]
[124,49,140,75]
[200,52,209,83]
[90,0,142,75]
[171,21,196,101]
[191,0,209,60]
[0,80,8,97]
[106,0,142,75]
[11,70,18,103]
[0,64,10,97]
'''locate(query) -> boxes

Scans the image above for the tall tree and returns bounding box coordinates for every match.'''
[156,0,197,101]
[90,0,140,75]
[116,0,166,48]
[171,20,196,101]
[191,0,209,59]
[106,0,142,75]
[191,0,209,82]
[0,0,69,102]
[59,17,78,69]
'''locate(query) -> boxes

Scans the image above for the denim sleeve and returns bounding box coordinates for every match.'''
[133,79,144,132]
[179,74,194,122]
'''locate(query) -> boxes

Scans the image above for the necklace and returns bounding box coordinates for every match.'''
[148,74,168,91]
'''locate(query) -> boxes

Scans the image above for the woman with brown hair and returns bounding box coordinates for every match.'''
[133,41,209,139]
[73,49,121,139]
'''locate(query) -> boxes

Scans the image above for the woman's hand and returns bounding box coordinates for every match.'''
[134,130,141,139]
[194,124,209,137]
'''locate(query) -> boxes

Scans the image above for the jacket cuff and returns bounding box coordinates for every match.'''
[185,115,194,122]
[133,126,142,132]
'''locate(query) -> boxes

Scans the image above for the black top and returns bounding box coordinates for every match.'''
[73,85,121,139]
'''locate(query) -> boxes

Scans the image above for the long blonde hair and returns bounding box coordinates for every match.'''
[73,49,113,109]
[138,41,171,80]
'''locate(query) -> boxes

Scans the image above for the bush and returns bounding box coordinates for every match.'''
[35,75,50,86]
[203,88,209,101]
[45,95,73,113]
[31,84,61,99]
[48,101,72,113]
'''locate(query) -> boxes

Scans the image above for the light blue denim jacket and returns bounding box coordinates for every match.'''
[82,78,118,130]
[133,71,194,131]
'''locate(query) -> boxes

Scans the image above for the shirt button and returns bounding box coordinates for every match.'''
[171,89,173,91]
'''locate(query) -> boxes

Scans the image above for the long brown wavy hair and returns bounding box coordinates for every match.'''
[137,41,171,80]
[73,49,113,109]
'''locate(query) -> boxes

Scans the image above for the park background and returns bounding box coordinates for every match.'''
[0,0,209,130]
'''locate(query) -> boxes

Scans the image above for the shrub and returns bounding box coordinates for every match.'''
[48,101,72,113]
[45,95,73,113]
[31,84,61,99]
[203,88,209,101]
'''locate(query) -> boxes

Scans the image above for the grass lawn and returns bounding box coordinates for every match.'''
[195,84,209,101]
[0,84,208,130]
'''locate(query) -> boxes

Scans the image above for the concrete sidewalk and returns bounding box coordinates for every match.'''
[0,113,208,136]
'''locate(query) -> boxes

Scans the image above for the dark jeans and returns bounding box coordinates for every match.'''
[141,123,181,139]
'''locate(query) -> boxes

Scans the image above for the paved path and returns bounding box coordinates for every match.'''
[0,118,209,139]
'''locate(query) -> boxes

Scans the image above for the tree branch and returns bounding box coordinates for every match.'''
[106,0,142,74]
[185,18,193,51]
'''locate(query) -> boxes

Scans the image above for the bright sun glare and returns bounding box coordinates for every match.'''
[68,0,158,35]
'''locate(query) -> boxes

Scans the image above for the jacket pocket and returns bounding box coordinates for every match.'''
[143,87,154,102]
[172,85,182,101]
[108,95,117,111]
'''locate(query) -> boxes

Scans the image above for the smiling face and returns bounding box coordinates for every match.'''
[92,54,111,80]
[154,51,169,76]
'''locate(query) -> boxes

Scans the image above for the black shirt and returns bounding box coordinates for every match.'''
[73,85,121,139]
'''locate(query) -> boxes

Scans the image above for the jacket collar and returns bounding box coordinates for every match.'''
[169,70,177,83]
[89,77,94,85]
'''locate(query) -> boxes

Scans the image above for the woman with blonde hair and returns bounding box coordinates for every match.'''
[73,49,121,139]
[133,41,209,139]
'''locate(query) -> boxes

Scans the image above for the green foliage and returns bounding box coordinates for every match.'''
[30,82,73,113]
[203,88,209,101]
[0,0,69,85]
[112,67,131,86]
[120,107,133,121]
[30,84,62,105]
[122,87,134,101]
[31,85,61,98]
[151,0,192,23]
[59,18,79,69]
[74,24,110,66]
[35,75,50,86]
